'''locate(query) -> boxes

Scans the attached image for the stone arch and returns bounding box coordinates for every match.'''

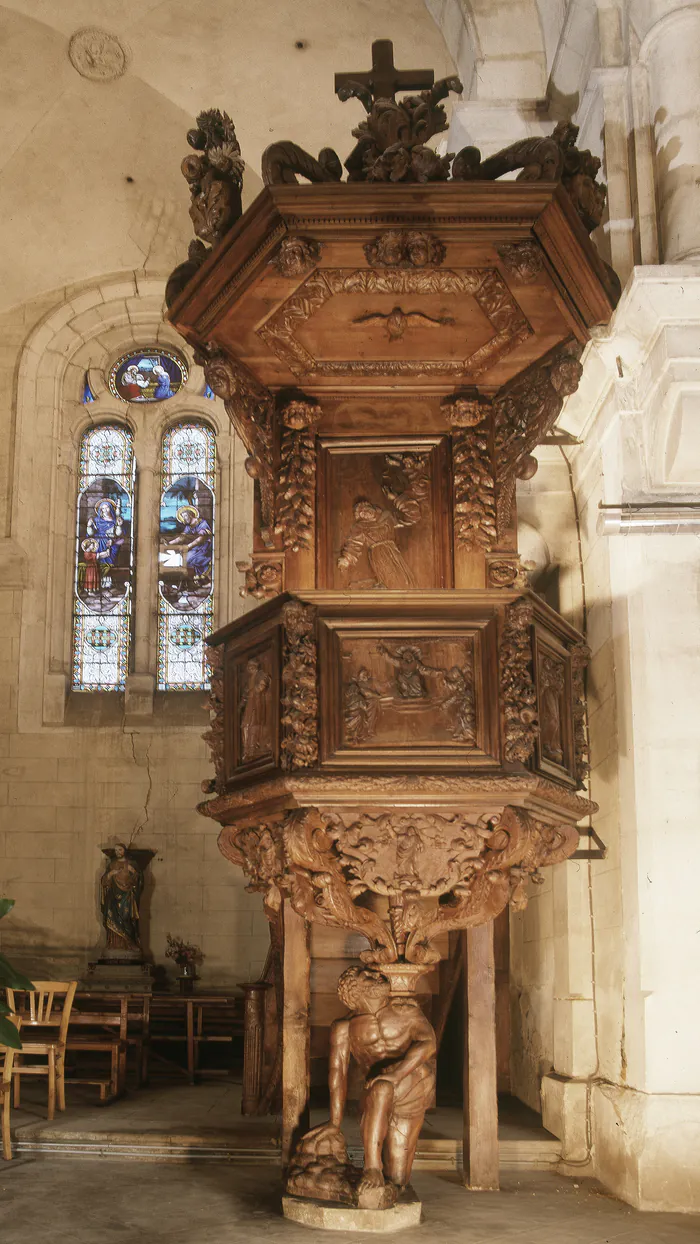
[426,0,551,99]
[10,273,250,730]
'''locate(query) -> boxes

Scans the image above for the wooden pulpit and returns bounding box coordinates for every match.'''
[167,49,616,1201]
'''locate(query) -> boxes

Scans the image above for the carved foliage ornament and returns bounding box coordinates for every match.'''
[364,230,445,268]
[281,601,318,769]
[202,644,225,793]
[275,396,323,552]
[258,267,531,380]
[500,598,538,764]
[217,803,579,969]
[452,422,496,551]
[452,121,607,234]
[236,557,283,601]
[570,640,591,787]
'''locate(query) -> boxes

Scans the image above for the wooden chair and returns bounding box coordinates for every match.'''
[1,1014,21,1160]
[6,982,77,1120]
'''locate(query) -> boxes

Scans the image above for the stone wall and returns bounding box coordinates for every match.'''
[0,275,270,989]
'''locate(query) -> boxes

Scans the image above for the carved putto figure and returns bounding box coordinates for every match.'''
[100,844,144,956]
[286,965,436,1208]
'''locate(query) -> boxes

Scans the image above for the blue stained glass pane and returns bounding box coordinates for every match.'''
[72,425,135,691]
[203,384,215,401]
[157,423,216,691]
[82,373,96,403]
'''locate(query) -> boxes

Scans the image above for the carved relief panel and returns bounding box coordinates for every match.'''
[318,611,500,768]
[317,437,451,590]
[529,605,586,788]
[222,618,281,785]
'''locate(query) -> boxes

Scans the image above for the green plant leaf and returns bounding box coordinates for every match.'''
[0,1015,22,1049]
[0,954,35,991]
[0,897,15,920]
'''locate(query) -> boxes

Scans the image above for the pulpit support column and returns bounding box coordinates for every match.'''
[281,901,311,1166]
[462,923,499,1190]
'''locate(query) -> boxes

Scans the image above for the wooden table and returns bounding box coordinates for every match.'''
[147,993,243,1085]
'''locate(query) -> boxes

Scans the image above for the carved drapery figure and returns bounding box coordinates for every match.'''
[539,655,566,764]
[240,657,272,760]
[286,965,436,1208]
[100,844,144,955]
[338,452,429,590]
[343,667,382,744]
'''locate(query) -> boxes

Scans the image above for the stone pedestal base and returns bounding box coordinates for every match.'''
[282,1192,422,1233]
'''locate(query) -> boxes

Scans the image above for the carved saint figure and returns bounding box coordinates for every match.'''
[100,844,144,955]
[286,966,436,1207]
[338,499,415,590]
[240,657,272,759]
[343,667,382,744]
[377,641,438,699]
[540,656,565,764]
[441,664,476,743]
[395,823,424,885]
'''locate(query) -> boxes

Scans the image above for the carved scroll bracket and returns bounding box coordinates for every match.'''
[493,341,583,540]
[216,802,579,970]
[195,347,276,547]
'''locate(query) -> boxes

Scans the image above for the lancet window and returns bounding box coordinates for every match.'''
[72,424,135,691]
[157,421,216,691]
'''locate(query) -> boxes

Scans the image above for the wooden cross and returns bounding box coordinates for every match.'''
[335,39,434,103]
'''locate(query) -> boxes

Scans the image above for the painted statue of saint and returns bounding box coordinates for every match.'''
[100,843,144,955]
[338,500,415,590]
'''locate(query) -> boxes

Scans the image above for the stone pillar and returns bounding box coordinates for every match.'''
[558,268,700,1211]
[641,4,700,262]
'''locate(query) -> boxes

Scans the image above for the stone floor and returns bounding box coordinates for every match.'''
[1,1162,697,1243]
[10,1082,559,1169]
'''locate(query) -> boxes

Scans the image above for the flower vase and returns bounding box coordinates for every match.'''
[178,960,197,995]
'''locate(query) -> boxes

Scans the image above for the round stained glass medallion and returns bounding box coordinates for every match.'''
[109,349,188,403]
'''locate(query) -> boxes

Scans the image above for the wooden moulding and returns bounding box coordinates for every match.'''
[168,183,617,401]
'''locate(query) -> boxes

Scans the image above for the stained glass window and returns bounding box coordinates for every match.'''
[109,348,187,403]
[72,425,135,691]
[82,373,96,404]
[157,422,216,690]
